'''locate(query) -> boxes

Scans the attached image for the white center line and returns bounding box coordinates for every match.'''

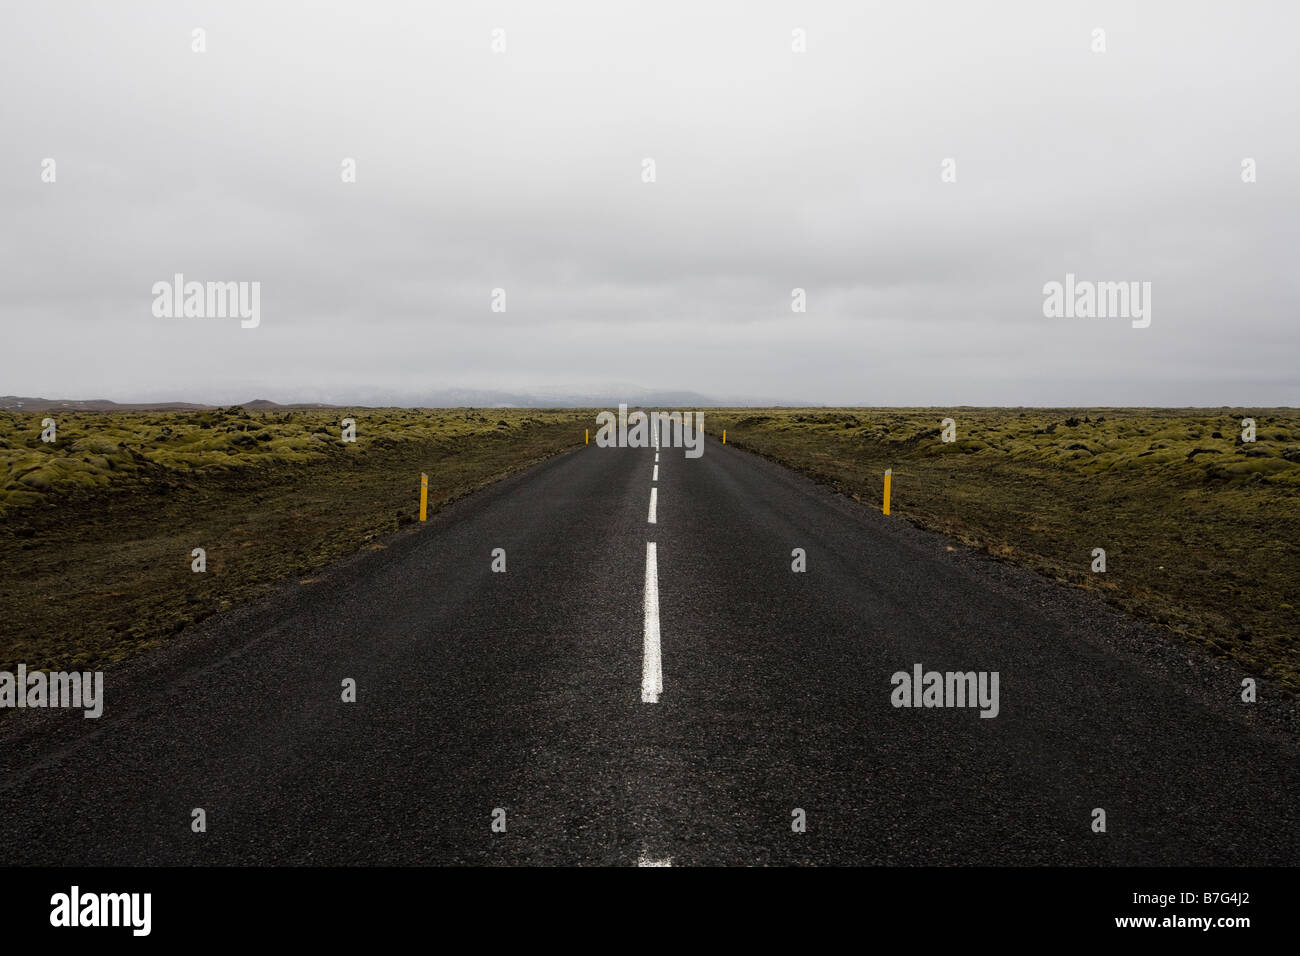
[647,487,657,524]
[652,464,658,482]
[654,452,659,463]
[642,542,663,703]
[637,852,672,867]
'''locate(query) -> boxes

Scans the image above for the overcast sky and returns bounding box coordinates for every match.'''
[2,1,1296,406]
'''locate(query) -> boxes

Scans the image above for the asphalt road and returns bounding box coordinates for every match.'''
[1,437,1296,865]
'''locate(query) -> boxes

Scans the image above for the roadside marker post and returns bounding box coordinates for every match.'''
[585,428,589,445]
[420,473,428,522]
[723,430,726,444]
[883,469,892,516]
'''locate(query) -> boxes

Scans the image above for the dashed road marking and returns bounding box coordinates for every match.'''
[642,542,663,704]
[648,487,657,524]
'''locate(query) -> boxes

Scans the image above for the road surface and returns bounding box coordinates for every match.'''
[1,437,1296,865]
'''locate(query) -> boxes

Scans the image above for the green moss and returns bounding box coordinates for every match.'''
[708,407,1300,691]
[0,408,587,673]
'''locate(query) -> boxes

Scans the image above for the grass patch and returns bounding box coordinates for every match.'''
[0,407,585,671]
[710,408,1300,692]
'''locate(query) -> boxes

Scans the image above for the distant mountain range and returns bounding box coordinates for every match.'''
[0,389,810,411]
[2,397,216,412]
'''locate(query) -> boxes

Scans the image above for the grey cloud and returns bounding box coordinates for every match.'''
[1,0,1295,406]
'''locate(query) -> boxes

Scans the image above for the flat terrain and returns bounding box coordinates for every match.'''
[709,409,1300,691]
[0,434,1295,865]
[0,407,584,670]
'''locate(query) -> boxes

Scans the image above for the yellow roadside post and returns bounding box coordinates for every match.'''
[883,469,892,516]
[585,428,589,445]
[722,429,726,444]
[419,473,428,522]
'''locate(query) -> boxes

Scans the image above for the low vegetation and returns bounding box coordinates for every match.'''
[0,407,584,671]
[4,405,1296,691]
[709,408,1300,692]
